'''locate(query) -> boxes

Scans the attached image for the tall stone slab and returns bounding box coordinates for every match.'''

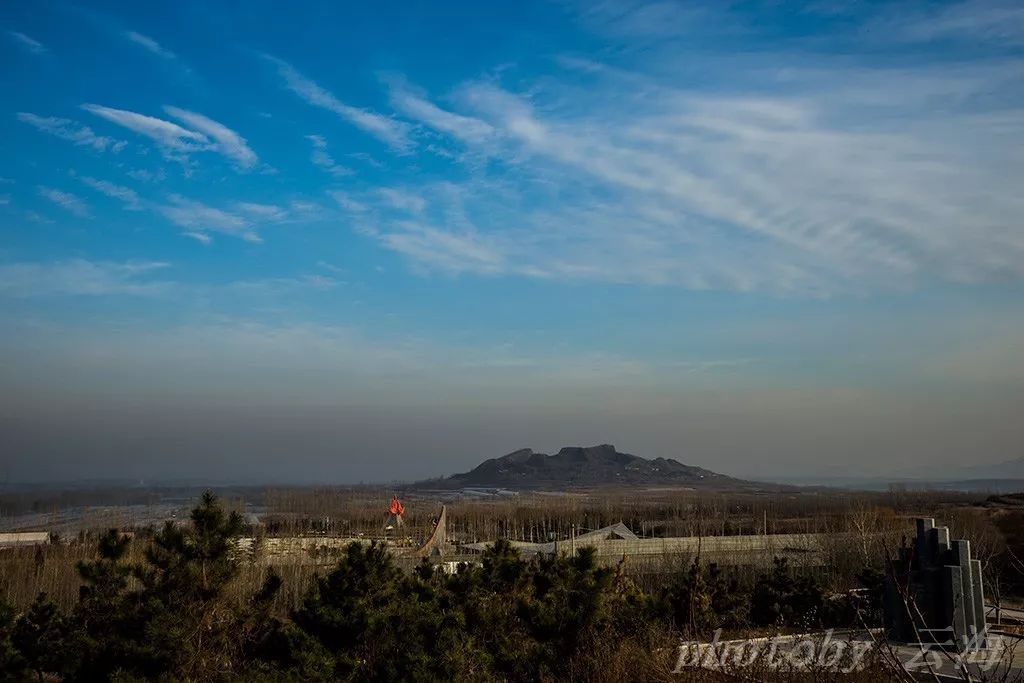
[884,519,988,651]
[942,564,967,644]
[949,539,974,643]
[970,559,986,644]
[915,518,934,567]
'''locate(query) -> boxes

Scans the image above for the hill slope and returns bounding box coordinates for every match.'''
[435,444,750,489]
[968,456,1024,479]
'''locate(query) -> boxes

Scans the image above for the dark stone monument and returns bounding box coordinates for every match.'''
[884,518,987,651]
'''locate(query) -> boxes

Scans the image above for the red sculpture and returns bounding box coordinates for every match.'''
[388,495,405,517]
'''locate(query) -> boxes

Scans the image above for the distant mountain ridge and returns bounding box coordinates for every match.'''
[899,455,1024,484]
[963,456,1024,480]
[434,444,750,489]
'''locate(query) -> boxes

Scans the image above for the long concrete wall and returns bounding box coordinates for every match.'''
[462,532,827,557]
[235,531,834,567]
[0,531,50,547]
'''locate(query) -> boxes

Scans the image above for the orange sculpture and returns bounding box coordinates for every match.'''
[388,495,405,517]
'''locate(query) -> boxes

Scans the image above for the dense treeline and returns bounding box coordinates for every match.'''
[2,483,980,539]
[0,493,882,682]
[12,490,1011,618]
[260,487,981,540]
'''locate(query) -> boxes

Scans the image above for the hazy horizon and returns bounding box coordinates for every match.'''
[2,0,1023,485]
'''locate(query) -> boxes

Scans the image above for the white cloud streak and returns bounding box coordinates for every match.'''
[17,113,127,152]
[8,31,46,54]
[329,191,369,213]
[305,135,353,177]
[81,104,208,155]
[163,106,258,169]
[368,55,1024,293]
[0,259,170,297]
[389,87,495,144]
[226,274,341,294]
[37,186,90,218]
[183,231,212,245]
[78,176,141,210]
[234,202,287,221]
[124,30,176,59]
[267,55,412,151]
[159,195,302,243]
[81,104,258,169]
[380,222,505,275]
[159,196,261,243]
[376,188,426,214]
[897,0,1024,46]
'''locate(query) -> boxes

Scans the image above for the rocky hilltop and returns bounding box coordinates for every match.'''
[438,444,749,489]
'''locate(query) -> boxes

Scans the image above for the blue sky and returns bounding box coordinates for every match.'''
[1,1,1023,483]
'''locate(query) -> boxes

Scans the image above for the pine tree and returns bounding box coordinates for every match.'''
[13,594,65,682]
[0,598,27,681]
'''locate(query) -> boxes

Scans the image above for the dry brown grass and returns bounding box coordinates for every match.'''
[0,485,1001,615]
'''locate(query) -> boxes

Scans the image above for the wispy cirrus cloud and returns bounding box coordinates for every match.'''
[321,0,1024,294]
[157,196,299,243]
[159,196,260,243]
[78,176,141,210]
[183,231,212,245]
[305,135,353,177]
[8,31,46,55]
[226,273,341,295]
[81,104,258,169]
[0,259,170,297]
[389,84,495,145]
[81,104,208,155]
[163,106,258,169]
[328,191,369,213]
[376,188,426,214]
[124,30,176,59]
[17,113,127,152]
[266,55,412,151]
[37,186,90,218]
[894,0,1024,46]
[126,168,166,183]
[367,51,1024,293]
[379,222,506,275]
[233,202,288,222]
